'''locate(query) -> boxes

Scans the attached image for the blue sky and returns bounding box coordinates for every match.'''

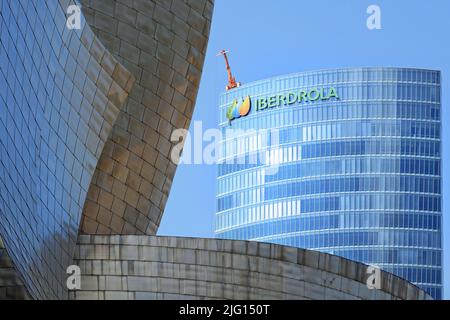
[158,0,450,298]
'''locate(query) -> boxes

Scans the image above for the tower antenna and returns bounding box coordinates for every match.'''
[217,50,241,91]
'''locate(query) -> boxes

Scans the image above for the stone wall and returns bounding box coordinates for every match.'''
[0,237,30,299]
[70,235,431,300]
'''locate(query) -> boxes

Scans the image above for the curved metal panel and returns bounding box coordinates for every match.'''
[79,0,214,235]
[0,0,133,299]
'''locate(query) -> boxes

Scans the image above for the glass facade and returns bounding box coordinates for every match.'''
[215,68,442,299]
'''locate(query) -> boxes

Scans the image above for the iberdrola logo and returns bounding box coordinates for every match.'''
[226,96,251,125]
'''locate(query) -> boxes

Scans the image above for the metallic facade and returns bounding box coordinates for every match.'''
[0,0,213,299]
[79,0,213,235]
[215,68,442,299]
[0,0,134,299]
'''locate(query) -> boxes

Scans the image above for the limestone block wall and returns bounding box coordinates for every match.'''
[70,235,431,300]
[0,237,30,300]
[79,0,214,235]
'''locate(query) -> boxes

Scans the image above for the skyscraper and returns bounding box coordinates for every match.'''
[215,68,442,299]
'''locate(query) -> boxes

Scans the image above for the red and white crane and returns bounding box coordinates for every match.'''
[217,50,241,91]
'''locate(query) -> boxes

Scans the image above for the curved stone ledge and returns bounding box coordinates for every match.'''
[79,0,214,235]
[0,237,31,300]
[0,0,134,299]
[71,235,431,300]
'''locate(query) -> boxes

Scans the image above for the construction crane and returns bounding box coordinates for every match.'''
[217,50,241,91]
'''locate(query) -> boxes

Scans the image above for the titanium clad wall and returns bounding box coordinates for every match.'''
[79,0,214,235]
[0,0,133,299]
